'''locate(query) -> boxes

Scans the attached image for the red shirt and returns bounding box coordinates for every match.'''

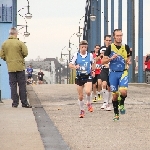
[145,60,150,69]
[93,53,101,74]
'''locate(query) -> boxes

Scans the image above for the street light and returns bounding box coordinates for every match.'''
[24,30,30,37]
[67,47,72,52]
[90,6,96,21]
[25,0,32,19]
[77,14,96,43]
[91,7,109,34]
[77,16,84,44]
[61,46,67,59]
[17,8,30,37]
[17,25,30,37]
[57,66,63,84]
[68,33,76,61]
[90,14,96,21]
[76,32,82,38]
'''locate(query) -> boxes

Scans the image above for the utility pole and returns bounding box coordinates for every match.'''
[67,60,69,84]
[12,0,17,27]
[104,0,108,35]
[132,0,135,82]
[138,0,143,83]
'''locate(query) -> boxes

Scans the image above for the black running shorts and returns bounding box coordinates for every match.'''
[92,74,100,84]
[99,68,110,86]
[75,75,92,86]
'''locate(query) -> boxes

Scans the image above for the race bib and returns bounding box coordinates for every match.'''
[88,76,92,79]
[78,65,88,74]
[96,64,101,69]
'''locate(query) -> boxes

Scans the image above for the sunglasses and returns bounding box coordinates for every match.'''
[106,40,111,41]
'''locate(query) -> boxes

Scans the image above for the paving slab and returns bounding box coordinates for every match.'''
[32,84,150,150]
[0,100,44,150]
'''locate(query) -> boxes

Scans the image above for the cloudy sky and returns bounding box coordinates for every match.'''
[16,0,150,61]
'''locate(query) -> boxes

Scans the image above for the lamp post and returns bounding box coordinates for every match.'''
[25,0,32,19]
[59,65,63,84]
[69,33,75,56]
[90,7,109,35]
[17,8,30,37]
[60,47,69,84]
[60,57,69,84]
[76,16,84,44]
[77,14,96,44]
[18,7,31,21]
[56,64,62,84]
[61,46,66,58]
[17,0,32,39]
[56,68,59,84]
[66,60,69,84]
[17,25,30,37]
[49,61,51,84]
[90,6,96,22]
[68,34,74,82]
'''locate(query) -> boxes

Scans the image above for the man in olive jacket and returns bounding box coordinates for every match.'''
[0,27,32,108]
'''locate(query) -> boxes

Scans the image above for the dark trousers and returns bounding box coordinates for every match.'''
[9,70,28,106]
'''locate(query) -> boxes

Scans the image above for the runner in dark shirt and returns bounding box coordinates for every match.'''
[38,69,44,84]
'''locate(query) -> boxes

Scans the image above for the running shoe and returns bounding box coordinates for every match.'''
[97,94,102,101]
[101,103,107,109]
[93,96,97,102]
[105,104,111,111]
[79,110,85,118]
[113,114,119,121]
[120,105,126,114]
[87,103,93,112]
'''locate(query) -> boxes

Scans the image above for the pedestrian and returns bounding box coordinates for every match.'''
[69,40,96,118]
[0,27,32,108]
[98,35,112,111]
[102,29,131,121]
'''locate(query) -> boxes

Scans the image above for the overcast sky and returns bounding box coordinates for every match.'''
[16,0,150,61]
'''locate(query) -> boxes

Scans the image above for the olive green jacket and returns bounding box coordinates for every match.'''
[0,36,28,72]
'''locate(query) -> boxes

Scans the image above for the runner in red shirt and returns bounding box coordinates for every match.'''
[145,55,150,71]
[92,44,102,102]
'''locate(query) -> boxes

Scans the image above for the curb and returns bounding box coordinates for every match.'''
[27,85,70,150]
[129,83,150,87]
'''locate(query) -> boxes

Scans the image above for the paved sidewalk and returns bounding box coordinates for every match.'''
[32,84,150,150]
[0,100,44,150]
